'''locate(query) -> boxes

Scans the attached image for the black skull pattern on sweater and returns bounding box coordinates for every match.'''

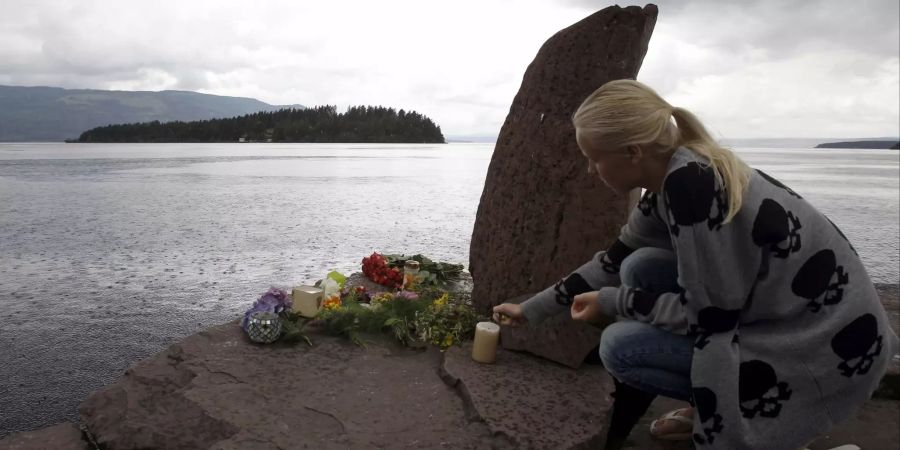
[519,147,899,449]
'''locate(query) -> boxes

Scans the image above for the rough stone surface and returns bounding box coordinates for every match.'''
[79,319,618,449]
[80,321,499,449]
[0,422,87,450]
[8,283,891,449]
[441,343,616,449]
[468,5,657,368]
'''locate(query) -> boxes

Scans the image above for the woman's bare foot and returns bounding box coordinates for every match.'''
[649,407,694,440]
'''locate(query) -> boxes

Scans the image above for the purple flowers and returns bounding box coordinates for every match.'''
[396,290,419,301]
[241,287,292,331]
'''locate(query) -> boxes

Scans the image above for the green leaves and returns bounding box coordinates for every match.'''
[413,294,484,350]
[381,254,465,286]
[279,313,313,346]
[310,288,484,350]
[325,270,347,288]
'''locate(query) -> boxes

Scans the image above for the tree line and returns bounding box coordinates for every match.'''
[75,105,445,143]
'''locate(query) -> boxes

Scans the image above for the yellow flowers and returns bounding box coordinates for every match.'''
[370,292,395,306]
[442,334,454,348]
[322,295,342,310]
[432,292,449,307]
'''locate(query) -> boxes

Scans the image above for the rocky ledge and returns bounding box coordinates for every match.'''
[1,283,896,450]
[67,321,612,449]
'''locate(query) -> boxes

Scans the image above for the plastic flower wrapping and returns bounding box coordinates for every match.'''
[241,287,292,331]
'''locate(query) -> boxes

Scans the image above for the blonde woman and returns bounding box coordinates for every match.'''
[492,79,898,449]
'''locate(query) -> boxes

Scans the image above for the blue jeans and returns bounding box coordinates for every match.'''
[598,247,694,402]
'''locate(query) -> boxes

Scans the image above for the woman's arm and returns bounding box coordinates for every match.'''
[519,191,672,325]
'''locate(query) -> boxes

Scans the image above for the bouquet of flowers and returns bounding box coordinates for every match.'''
[361,252,403,288]
[362,252,465,288]
[240,253,478,350]
[382,253,465,286]
[414,292,481,349]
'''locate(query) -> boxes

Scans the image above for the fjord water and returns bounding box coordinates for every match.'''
[0,142,898,435]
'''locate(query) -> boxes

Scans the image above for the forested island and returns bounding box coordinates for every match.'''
[815,140,899,149]
[74,105,445,143]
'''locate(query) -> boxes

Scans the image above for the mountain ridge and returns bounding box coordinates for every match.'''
[0,85,304,142]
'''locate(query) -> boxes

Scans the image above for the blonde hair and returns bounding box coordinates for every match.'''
[572,79,751,223]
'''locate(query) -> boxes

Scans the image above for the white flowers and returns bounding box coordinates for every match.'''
[320,276,341,298]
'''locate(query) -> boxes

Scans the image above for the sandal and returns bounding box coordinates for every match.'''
[800,446,861,450]
[649,407,694,441]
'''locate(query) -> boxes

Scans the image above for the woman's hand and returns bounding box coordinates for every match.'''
[570,291,603,323]
[492,303,528,327]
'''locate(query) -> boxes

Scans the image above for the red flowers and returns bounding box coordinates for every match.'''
[362,252,403,288]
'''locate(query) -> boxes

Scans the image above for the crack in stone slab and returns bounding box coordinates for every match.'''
[437,351,518,447]
[439,343,615,449]
[303,405,347,435]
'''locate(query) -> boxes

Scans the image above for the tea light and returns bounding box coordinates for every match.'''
[292,285,324,318]
[471,321,500,364]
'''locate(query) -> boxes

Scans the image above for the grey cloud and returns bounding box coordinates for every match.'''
[565,0,899,59]
[0,0,896,137]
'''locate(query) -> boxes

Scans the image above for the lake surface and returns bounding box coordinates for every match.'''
[0,142,897,435]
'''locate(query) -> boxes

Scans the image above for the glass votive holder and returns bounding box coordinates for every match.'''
[246,311,283,344]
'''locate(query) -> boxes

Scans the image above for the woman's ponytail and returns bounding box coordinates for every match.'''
[671,107,751,223]
[573,80,752,223]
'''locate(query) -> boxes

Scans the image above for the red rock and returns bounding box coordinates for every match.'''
[78,320,617,449]
[440,342,616,448]
[469,5,658,368]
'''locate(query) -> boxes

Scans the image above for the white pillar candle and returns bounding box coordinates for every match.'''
[471,321,500,364]
[292,285,324,318]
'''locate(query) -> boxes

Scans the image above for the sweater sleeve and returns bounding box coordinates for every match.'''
[519,190,671,325]
[597,162,762,343]
[519,241,630,325]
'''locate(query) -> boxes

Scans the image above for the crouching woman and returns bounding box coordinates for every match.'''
[492,79,899,450]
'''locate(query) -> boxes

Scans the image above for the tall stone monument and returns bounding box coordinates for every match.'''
[469,5,658,368]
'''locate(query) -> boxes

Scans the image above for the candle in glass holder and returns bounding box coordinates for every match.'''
[403,260,420,290]
[292,285,324,318]
[471,321,500,363]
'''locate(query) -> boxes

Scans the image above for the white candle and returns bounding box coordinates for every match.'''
[292,285,324,318]
[471,321,500,364]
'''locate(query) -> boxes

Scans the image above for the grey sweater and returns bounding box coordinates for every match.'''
[520,147,899,449]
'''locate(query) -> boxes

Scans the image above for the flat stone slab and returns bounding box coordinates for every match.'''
[440,342,616,449]
[0,422,86,450]
[78,319,617,449]
[80,321,499,449]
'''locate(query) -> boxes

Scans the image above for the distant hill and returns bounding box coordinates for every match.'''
[815,140,900,149]
[720,137,900,149]
[0,85,304,142]
[76,105,445,144]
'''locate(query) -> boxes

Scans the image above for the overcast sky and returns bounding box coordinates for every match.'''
[2,0,898,138]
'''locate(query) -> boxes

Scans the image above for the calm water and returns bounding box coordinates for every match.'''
[0,142,897,435]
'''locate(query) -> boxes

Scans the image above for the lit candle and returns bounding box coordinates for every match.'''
[471,321,500,364]
[292,285,324,318]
